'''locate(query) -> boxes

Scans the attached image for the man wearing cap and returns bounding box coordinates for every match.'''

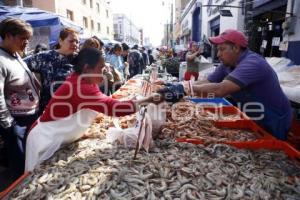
[158,29,292,140]
[196,29,292,140]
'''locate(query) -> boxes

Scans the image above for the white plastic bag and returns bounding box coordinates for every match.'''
[142,113,153,152]
[106,109,154,152]
[106,126,139,148]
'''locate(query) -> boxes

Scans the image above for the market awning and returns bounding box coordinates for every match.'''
[0,6,83,46]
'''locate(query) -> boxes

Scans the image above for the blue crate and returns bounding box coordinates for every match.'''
[188,97,232,106]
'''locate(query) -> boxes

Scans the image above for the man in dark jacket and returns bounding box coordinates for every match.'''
[140,46,149,68]
[128,44,144,77]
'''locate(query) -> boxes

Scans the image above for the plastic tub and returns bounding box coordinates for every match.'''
[203,106,250,121]
[188,97,232,106]
[176,120,275,145]
[176,139,300,162]
[214,120,275,140]
[0,172,30,199]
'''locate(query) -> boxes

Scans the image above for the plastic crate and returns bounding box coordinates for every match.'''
[0,172,30,199]
[188,97,232,106]
[202,106,250,121]
[287,118,300,150]
[214,120,275,140]
[176,139,300,162]
[176,119,275,145]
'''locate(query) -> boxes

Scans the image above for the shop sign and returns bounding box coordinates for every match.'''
[272,37,280,46]
[253,0,272,8]
[261,40,267,49]
[208,0,236,17]
[279,41,289,51]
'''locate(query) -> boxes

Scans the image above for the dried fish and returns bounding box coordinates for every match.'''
[161,103,258,142]
[7,139,300,200]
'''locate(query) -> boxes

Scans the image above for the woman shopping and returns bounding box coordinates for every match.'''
[107,43,125,92]
[24,27,79,113]
[25,47,162,171]
[184,41,203,81]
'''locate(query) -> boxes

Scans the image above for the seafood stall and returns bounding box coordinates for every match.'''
[1,77,300,200]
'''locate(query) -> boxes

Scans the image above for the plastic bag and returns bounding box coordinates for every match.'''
[147,103,166,138]
[142,113,153,152]
[106,108,154,152]
[106,126,139,148]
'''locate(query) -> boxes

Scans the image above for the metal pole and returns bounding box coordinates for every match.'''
[166,23,169,47]
[202,4,242,8]
[170,3,173,48]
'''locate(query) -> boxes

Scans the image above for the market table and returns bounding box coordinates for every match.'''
[1,76,300,200]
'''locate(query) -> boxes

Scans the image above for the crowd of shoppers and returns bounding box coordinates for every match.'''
[0,18,163,182]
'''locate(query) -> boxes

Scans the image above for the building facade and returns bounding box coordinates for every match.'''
[162,23,170,46]
[4,0,114,39]
[144,37,151,47]
[174,0,190,45]
[245,0,300,64]
[179,0,193,46]
[113,13,140,45]
[245,0,288,58]
[284,0,300,64]
[3,0,32,6]
[202,0,244,41]
[178,0,204,47]
[139,28,143,46]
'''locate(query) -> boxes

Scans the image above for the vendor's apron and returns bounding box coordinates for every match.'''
[231,90,292,140]
[25,109,99,171]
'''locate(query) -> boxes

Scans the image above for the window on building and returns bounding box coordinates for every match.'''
[66,10,74,21]
[106,9,109,18]
[90,0,93,8]
[97,23,101,32]
[82,0,86,4]
[83,17,88,28]
[113,24,118,33]
[107,26,109,34]
[91,20,94,30]
[96,3,100,13]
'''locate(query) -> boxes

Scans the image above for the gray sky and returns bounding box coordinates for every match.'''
[110,0,173,46]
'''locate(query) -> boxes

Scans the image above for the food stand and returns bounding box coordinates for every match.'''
[1,66,300,200]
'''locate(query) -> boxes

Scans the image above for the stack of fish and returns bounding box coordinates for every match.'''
[8,139,300,199]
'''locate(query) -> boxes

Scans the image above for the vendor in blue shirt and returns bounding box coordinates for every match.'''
[159,29,292,140]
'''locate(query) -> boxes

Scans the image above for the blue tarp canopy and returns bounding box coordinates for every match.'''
[0,6,83,46]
